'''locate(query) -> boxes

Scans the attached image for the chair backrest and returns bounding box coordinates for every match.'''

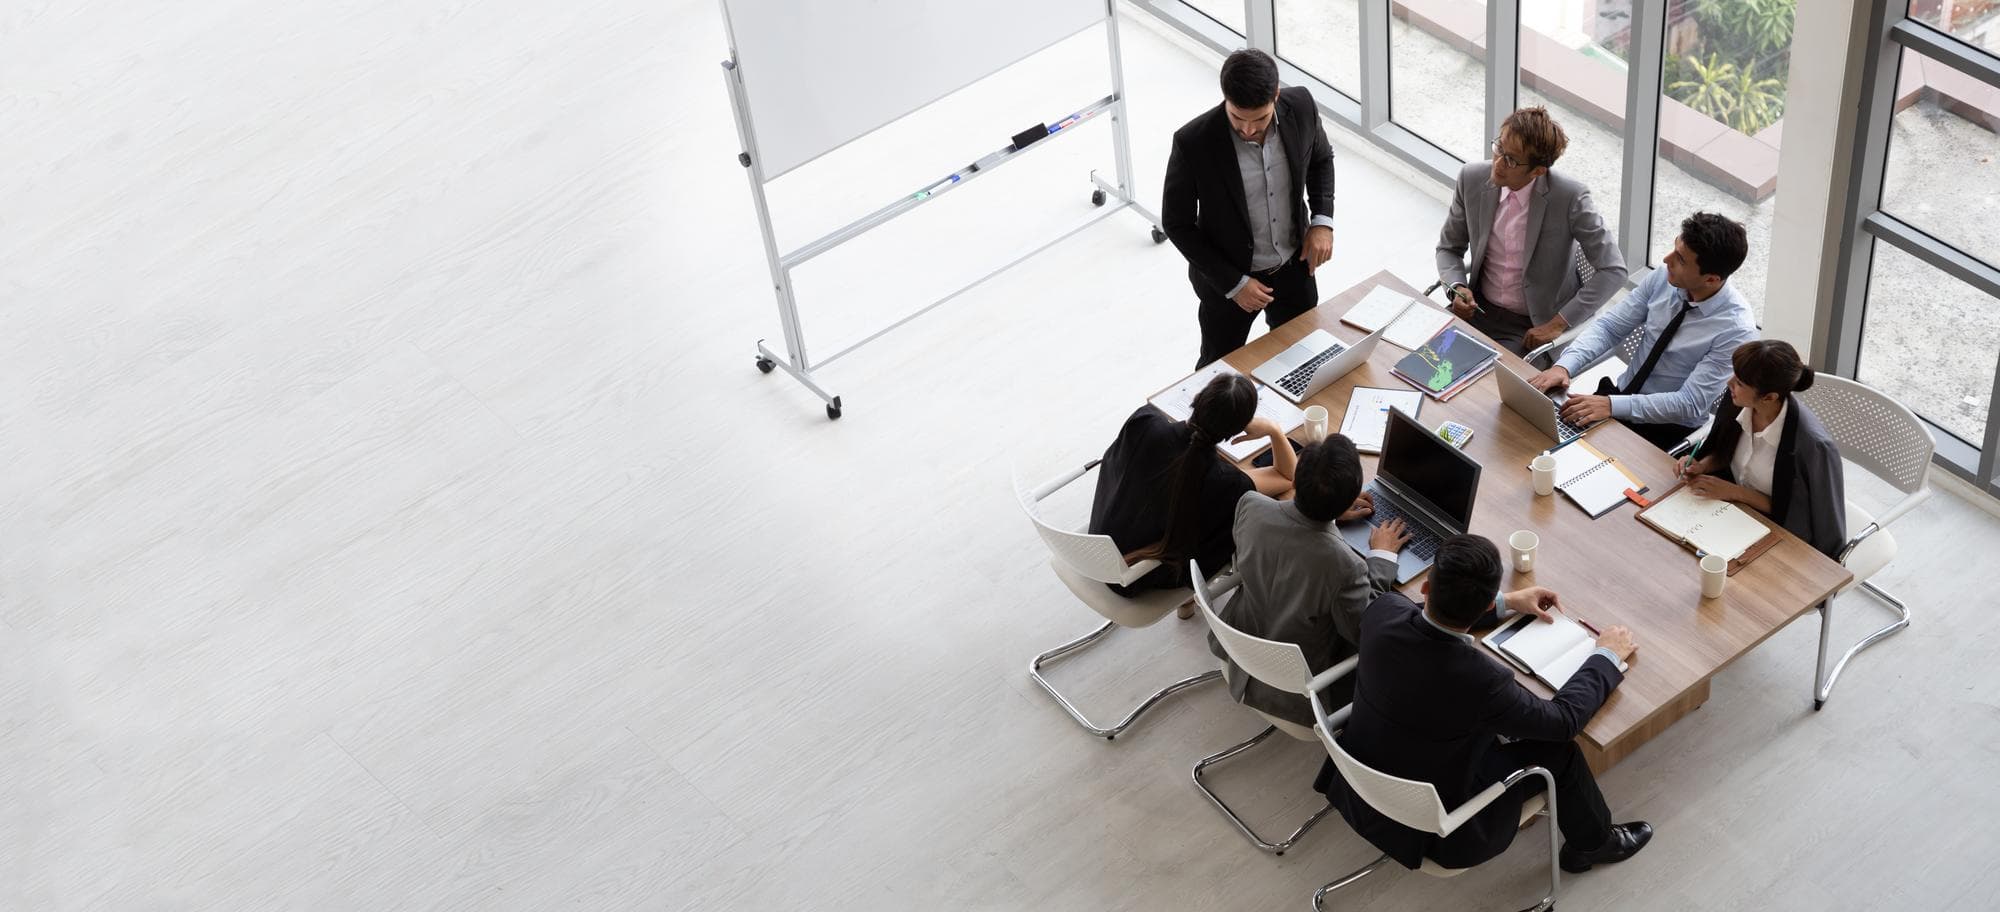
[1191,560,1316,695]
[1793,373,1934,497]
[1314,723,1454,835]
[1012,470,1152,585]
[1570,239,1594,290]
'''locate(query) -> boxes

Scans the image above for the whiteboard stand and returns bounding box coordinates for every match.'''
[723,2,1161,419]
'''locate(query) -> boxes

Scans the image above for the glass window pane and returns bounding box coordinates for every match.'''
[1520,0,1631,236]
[1185,0,1247,35]
[1857,240,2000,447]
[1276,0,1362,98]
[1908,0,2000,54]
[1879,47,2000,270]
[1649,0,1796,322]
[1390,0,1488,162]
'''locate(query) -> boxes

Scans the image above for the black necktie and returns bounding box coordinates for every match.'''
[1621,297,1697,395]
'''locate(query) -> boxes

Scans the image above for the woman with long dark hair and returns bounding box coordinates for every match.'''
[1676,340,1847,558]
[1088,373,1295,594]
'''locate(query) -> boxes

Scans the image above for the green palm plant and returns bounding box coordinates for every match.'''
[1726,60,1786,133]
[1668,53,1739,124]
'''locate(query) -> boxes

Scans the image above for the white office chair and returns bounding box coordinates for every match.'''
[1310,709,1557,912]
[1793,373,1932,710]
[1187,559,1351,855]
[1014,461,1220,739]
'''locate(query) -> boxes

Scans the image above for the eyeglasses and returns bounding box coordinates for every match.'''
[1491,137,1530,169]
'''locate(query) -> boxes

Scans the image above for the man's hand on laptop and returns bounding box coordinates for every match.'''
[1368,516,1411,553]
[1527,365,1571,393]
[1559,393,1613,426]
[1338,490,1375,523]
[1233,279,1274,312]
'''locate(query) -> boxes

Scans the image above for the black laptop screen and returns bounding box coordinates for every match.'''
[1378,408,1480,527]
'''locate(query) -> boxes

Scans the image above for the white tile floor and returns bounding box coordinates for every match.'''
[4,1,1998,909]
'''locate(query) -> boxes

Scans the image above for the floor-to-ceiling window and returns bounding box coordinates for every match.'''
[1832,1,2000,490]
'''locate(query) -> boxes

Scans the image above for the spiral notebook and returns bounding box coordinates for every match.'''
[1635,482,1782,572]
[1536,440,1646,518]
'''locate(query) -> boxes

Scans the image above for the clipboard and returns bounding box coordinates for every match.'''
[1634,481,1784,576]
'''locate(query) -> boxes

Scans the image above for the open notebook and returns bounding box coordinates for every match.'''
[1535,439,1646,518]
[1636,483,1779,567]
[1482,613,1619,690]
[1340,286,1455,351]
[1148,362,1305,462]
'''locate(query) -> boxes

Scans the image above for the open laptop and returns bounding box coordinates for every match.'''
[1250,300,1414,404]
[1338,408,1482,584]
[1497,363,1597,446]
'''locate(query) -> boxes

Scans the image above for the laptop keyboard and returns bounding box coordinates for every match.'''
[1366,495,1446,561]
[1555,413,1587,443]
[1277,342,1346,397]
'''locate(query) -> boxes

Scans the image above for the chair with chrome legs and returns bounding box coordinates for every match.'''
[1013,461,1220,740]
[1793,374,1933,710]
[1186,558,1352,855]
[1308,704,1559,912]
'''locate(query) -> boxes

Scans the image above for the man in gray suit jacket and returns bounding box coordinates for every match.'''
[1435,107,1627,355]
[1206,435,1411,727]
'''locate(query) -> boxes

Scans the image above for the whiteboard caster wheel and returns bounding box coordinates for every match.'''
[826,397,843,420]
[755,357,775,374]
[1091,189,1107,207]
[1150,226,1167,244]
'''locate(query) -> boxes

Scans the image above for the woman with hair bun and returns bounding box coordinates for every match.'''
[1676,340,1847,558]
[1089,372,1296,595]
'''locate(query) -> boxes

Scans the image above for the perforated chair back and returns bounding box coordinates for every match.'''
[1570,240,1595,290]
[1013,469,1159,586]
[1315,724,1455,835]
[1794,373,1934,497]
[1192,560,1315,695]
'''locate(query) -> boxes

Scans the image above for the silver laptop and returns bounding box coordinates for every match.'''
[1497,363,1596,446]
[1250,300,1413,404]
[1337,408,1482,584]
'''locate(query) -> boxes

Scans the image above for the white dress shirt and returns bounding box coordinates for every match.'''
[1728,400,1787,498]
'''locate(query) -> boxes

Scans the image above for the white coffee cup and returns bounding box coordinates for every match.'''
[1302,405,1330,444]
[1530,454,1558,496]
[1509,530,1539,574]
[1700,553,1728,598]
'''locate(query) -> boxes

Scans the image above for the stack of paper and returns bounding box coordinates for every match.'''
[1390,325,1499,402]
[1339,387,1424,454]
[1148,362,1305,462]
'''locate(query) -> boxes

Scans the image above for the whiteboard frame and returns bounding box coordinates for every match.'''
[721,0,1162,419]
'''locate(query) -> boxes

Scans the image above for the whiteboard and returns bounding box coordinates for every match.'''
[723,0,1106,180]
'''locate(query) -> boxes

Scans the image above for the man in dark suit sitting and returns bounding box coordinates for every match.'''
[1162,49,1337,368]
[1315,534,1653,873]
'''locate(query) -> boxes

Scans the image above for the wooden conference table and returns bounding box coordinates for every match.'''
[1217,271,1853,773]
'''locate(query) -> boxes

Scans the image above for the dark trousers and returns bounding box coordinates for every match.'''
[1465,304,1535,356]
[1195,257,1319,368]
[1485,739,1614,856]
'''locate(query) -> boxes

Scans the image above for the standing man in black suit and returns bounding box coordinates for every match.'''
[1316,534,1654,874]
[1162,49,1337,368]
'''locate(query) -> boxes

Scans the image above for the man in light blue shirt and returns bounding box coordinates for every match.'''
[1528,212,1759,451]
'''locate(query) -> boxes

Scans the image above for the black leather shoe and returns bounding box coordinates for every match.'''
[1560,822,1653,873]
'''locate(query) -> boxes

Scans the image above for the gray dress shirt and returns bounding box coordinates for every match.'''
[1224,111,1338,298]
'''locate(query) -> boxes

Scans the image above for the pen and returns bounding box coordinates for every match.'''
[1573,615,1603,636]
